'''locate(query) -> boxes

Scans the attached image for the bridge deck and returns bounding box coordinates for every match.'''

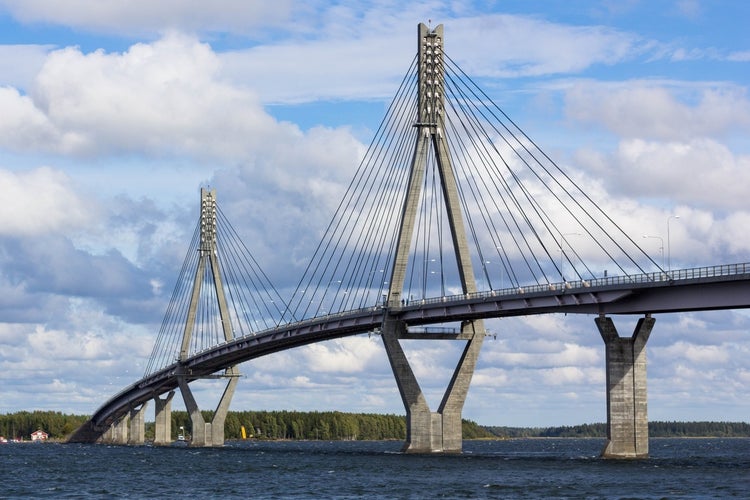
[69,262,750,442]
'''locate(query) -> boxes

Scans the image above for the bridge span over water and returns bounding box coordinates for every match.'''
[70,24,750,459]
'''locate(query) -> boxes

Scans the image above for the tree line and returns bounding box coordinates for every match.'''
[162,410,493,441]
[484,421,750,438]
[0,410,491,441]
[0,411,89,440]
[2,410,748,441]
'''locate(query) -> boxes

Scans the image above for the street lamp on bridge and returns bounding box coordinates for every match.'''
[484,260,504,290]
[642,234,665,269]
[667,215,680,272]
[560,232,582,281]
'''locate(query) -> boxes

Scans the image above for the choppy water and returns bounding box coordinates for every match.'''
[1,438,748,498]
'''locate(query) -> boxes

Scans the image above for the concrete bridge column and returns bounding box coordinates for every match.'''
[596,314,654,459]
[153,391,175,445]
[104,415,129,445]
[177,366,239,447]
[438,321,485,452]
[127,403,147,445]
[382,319,435,452]
[382,317,483,453]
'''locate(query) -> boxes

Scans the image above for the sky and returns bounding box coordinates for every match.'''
[0,0,749,428]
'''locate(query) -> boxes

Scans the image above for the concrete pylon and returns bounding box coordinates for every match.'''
[596,314,654,459]
[127,403,147,445]
[176,189,240,447]
[153,391,175,445]
[105,415,129,444]
[381,23,484,454]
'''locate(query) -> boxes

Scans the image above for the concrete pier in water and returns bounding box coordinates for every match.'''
[597,314,653,458]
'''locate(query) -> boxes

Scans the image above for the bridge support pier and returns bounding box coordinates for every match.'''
[104,415,129,444]
[153,391,175,445]
[127,403,147,445]
[596,314,654,459]
[382,318,484,453]
[177,366,239,447]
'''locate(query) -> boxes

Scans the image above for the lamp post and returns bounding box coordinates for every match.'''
[642,234,665,269]
[485,260,504,290]
[667,215,680,272]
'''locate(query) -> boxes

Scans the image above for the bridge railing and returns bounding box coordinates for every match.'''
[174,262,750,364]
[410,262,750,308]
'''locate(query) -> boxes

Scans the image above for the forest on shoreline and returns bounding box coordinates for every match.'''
[2,410,749,441]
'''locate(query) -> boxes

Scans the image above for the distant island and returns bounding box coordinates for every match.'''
[2,410,748,442]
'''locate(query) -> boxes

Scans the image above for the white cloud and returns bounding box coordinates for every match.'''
[658,341,731,365]
[220,12,653,104]
[0,87,70,153]
[0,0,295,36]
[0,166,95,236]
[449,15,646,78]
[303,337,382,373]
[471,367,510,388]
[611,138,750,209]
[483,340,599,369]
[728,50,750,62]
[28,33,277,159]
[565,81,750,141]
[0,44,52,90]
[542,366,587,385]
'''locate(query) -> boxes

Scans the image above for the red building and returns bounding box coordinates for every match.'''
[30,430,49,442]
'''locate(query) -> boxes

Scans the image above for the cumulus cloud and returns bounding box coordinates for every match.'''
[658,340,731,365]
[559,78,750,264]
[0,44,53,90]
[25,33,279,159]
[0,33,369,290]
[565,81,750,141]
[483,339,600,369]
[0,166,95,236]
[303,337,382,373]
[612,139,750,204]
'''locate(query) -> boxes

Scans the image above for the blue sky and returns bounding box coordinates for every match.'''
[0,0,749,428]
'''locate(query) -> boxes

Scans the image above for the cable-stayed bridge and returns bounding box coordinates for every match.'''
[70,24,750,458]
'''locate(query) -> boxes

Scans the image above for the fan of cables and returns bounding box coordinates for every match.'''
[282,51,660,324]
[144,203,289,376]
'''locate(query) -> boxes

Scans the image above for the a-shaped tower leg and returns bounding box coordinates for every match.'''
[177,367,239,447]
[382,319,483,453]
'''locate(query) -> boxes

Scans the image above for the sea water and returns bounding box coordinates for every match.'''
[1,438,748,498]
